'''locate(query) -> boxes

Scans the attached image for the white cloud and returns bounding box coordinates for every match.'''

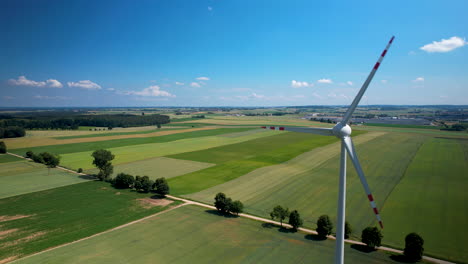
[196,77,210,81]
[413,77,424,82]
[68,80,101,90]
[208,6,213,11]
[126,85,175,97]
[107,88,115,91]
[317,78,333,84]
[190,82,201,88]
[34,95,69,100]
[291,80,312,88]
[346,81,353,86]
[381,80,388,84]
[420,36,467,53]
[175,82,184,85]
[251,93,265,99]
[9,76,62,88]
[2,96,14,100]
[312,92,323,99]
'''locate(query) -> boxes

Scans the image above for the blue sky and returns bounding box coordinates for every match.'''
[1,0,467,107]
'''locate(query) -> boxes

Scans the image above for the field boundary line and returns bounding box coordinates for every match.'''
[166,195,454,264]
[8,203,189,264]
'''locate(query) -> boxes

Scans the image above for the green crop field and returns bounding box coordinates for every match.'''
[381,137,468,263]
[0,160,91,199]
[183,133,427,234]
[58,129,277,170]
[0,154,23,163]
[0,181,178,262]
[85,157,214,180]
[364,123,442,130]
[15,205,399,264]
[53,128,180,139]
[9,128,254,155]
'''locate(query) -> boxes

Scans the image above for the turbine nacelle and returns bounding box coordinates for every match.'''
[332,123,352,138]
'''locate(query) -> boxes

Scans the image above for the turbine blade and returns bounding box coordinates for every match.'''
[343,136,383,229]
[340,36,395,125]
[261,126,334,136]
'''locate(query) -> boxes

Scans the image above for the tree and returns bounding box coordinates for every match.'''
[153,177,170,196]
[41,152,60,168]
[91,149,115,181]
[288,210,303,231]
[0,141,6,154]
[404,233,424,262]
[361,226,383,248]
[31,153,44,163]
[345,221,353,239]
[229,200,243,215]
[214,192,231,214]
[25,150,33,158]
[114,173,135,189]
[134,176,153,193]
[270,205,289,227]
[316,215,333,238]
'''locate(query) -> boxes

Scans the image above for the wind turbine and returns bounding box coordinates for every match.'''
[262,36,394,264]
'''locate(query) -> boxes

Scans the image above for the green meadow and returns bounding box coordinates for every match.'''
[167,131,341,195]
[0,181,178,262]
[381,137,468,263]
[59,129,277,170]
[0,154,23,163]
[0,161,90,199]
[85,157,215,180]
[15,205,399,264]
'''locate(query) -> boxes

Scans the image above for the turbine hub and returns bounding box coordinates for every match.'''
[332,123,352,138]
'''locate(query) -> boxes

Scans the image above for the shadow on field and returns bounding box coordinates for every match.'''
[260,223,296,233]
[261,223,275,229]
[304,234,327,241]
[204,209,238,218]
[78,174,97,180]
[389,254,417,263]
[351,244,376,253]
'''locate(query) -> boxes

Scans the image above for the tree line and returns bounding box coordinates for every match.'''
[0,126,26,138]
[0,114,170,131]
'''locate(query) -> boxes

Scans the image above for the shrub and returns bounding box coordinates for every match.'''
[229,200,243,215]
[404,233,424,262]
[345,221,352,239]
[134,175,153,193]
[31,153,44,164]
[25,150,33,158]
[77,168,83,173]
[316,215,333,238]
[153,177,170,196]
[361,227,383,248]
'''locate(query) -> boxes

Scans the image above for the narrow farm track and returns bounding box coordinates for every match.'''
[4,153,454,264]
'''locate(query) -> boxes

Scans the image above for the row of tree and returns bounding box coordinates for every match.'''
[0,114,170,130]
[26,151,60,169]
[214,193,244,215]
[0,126,26,138]
[269,205,424,261]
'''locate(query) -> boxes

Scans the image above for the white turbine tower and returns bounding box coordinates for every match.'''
[262,36,394,264]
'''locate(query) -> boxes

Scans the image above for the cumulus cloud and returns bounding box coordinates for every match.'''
[413,77,424,82]
[196,77,210,81]
[126,85,175,97]
[291,80,312,88]
[9,76,62,88]
[175,82,184,85]
[190,82,201,88]
[346,81,353,86]
[420,36,467,53]
[317,78,333,84]
[68,80,101,90]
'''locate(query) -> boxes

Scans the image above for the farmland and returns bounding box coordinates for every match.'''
[0,161,90,199]
[0,181,178,262]
[381,137,468,262]
[15,205,399,264]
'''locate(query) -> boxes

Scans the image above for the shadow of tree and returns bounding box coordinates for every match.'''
[261,223,275,229]
[304,234,327,241]
[390,254,418,263]
[204,209,238,218]
[78,174,97,180]
[278,227,296,233]
[351,244,376,253]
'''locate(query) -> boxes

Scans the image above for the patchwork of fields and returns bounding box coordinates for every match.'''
[15,205,398,264]
[1,120,467,263]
